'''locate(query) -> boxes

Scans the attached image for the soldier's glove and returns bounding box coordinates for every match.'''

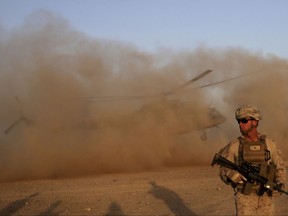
[272,183,284,197]
[226,170,247,184]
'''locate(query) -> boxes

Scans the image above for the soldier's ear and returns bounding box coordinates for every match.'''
[252,120,258,127]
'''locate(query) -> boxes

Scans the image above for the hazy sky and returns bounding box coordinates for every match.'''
[1,0,288,59]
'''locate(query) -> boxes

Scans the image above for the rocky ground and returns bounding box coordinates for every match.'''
[0,165,287,216]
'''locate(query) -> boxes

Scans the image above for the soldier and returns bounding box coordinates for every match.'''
[217,105,286,215]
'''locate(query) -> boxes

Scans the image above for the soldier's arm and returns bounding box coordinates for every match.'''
[268,138,286,188]
[218,140,242,185]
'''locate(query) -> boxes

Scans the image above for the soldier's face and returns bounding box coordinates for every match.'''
[238,119,257,135]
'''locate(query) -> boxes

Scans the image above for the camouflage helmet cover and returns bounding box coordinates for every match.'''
[235,105,262,121]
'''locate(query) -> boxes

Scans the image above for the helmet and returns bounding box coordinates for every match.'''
[235,105,262,121]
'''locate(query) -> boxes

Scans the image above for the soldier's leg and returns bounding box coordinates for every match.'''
[257,193,275,215]
[235,192,258,216]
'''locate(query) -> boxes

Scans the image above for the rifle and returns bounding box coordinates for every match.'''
[211,153,288,196]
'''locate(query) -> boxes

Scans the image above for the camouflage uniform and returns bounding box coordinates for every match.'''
[218,105,286,216]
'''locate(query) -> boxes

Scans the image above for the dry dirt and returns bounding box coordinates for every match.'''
[0,165,287,216]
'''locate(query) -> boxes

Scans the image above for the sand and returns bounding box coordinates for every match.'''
[0,165,287,216]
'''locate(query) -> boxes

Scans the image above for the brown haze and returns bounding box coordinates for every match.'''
[0,11,287,182]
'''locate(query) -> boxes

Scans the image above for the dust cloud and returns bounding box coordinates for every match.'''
[0,11,287,182]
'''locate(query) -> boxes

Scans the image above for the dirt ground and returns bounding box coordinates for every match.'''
[0,165,287,216]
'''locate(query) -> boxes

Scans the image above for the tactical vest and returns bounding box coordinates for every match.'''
[238,135,271,167]
[237,135,275,195]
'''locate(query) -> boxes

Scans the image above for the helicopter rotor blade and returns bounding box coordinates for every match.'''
[89,70,255,102]
[197,72,255,88]
[4,117,24,134]
[178,72,257,94]
[163,69,213,96]
[89,70,213,102]
[182,69,213,87]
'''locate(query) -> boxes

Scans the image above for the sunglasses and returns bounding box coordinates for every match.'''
[237,118,252,124]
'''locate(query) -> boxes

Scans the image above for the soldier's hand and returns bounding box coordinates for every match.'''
[226,170,247,184]
[272,183,284,197]
[272,189,282,196]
